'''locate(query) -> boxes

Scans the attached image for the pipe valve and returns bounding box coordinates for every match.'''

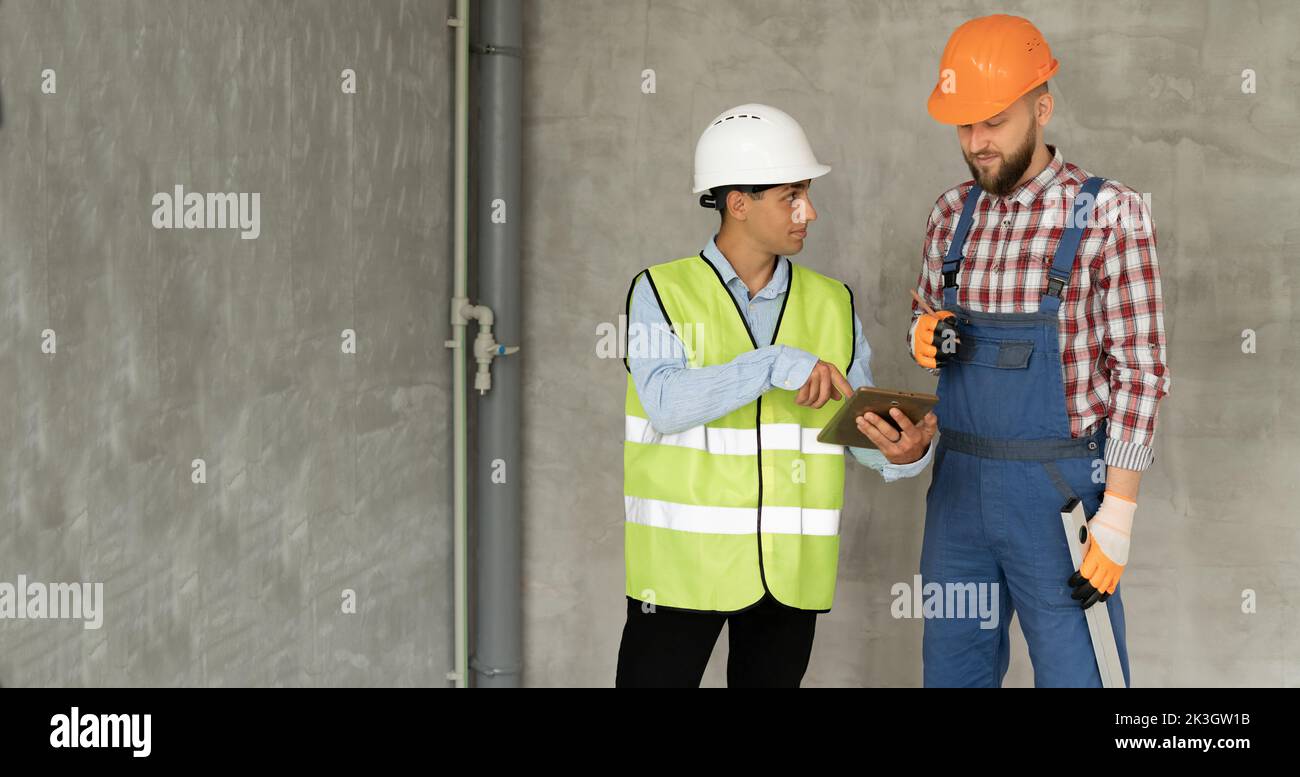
[449,298,519,395]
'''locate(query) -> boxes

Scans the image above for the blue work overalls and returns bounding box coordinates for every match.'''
[921,177,1132,687]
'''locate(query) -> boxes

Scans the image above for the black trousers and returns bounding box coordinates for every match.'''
[614,593,818,687]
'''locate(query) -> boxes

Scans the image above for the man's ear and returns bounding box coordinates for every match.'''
[726,189,749,222]
[1034,92,1054,128]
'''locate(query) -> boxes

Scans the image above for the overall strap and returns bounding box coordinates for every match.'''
[941,183,983,308]
[1040,176,1105,314]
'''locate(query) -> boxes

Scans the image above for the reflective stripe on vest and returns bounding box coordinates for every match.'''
[622,254,854,612]
[624,415,844,457]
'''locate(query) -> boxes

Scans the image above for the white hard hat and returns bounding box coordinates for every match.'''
[692,103,831,194]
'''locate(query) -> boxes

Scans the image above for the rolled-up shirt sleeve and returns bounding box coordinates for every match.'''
[1096,193,1170,471]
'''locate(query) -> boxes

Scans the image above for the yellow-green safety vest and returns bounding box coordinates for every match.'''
[622,254,855,612]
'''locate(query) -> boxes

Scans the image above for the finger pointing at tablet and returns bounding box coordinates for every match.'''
[795,360,854,409]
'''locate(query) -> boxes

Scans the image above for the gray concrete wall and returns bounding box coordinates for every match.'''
[521,0,1300,687]
[0,0,456,686]
[1,0,1295,688]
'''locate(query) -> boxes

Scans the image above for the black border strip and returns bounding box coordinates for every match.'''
[622,267,678,374]
[843,281,856,373]
[621,269,645,374]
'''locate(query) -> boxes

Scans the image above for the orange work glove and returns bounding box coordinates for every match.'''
[1069,491,1135,609]
[909,310,958,369]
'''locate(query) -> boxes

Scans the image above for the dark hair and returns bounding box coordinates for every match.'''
[706,184,774,221]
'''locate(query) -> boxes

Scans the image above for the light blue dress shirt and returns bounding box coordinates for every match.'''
[627,236,934,482]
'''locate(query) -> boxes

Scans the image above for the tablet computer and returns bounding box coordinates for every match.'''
[816,387,939,449]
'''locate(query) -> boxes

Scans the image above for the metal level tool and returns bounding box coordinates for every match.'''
[1061,499,1127,688]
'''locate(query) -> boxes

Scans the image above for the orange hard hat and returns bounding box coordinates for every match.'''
[927,14,1059,125]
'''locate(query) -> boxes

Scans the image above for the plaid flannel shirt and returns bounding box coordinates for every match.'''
[908,145,1170,471]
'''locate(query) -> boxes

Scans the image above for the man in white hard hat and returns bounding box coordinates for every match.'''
[615,104,938,687]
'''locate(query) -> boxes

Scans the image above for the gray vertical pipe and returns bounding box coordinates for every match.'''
[472,0,523,688]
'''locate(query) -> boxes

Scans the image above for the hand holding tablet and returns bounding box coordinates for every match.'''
[817,387,939,463]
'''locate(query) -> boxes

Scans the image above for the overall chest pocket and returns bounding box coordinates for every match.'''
[954,334,1035,369]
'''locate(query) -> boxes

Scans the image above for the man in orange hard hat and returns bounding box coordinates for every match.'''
[909,14,1170,686]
